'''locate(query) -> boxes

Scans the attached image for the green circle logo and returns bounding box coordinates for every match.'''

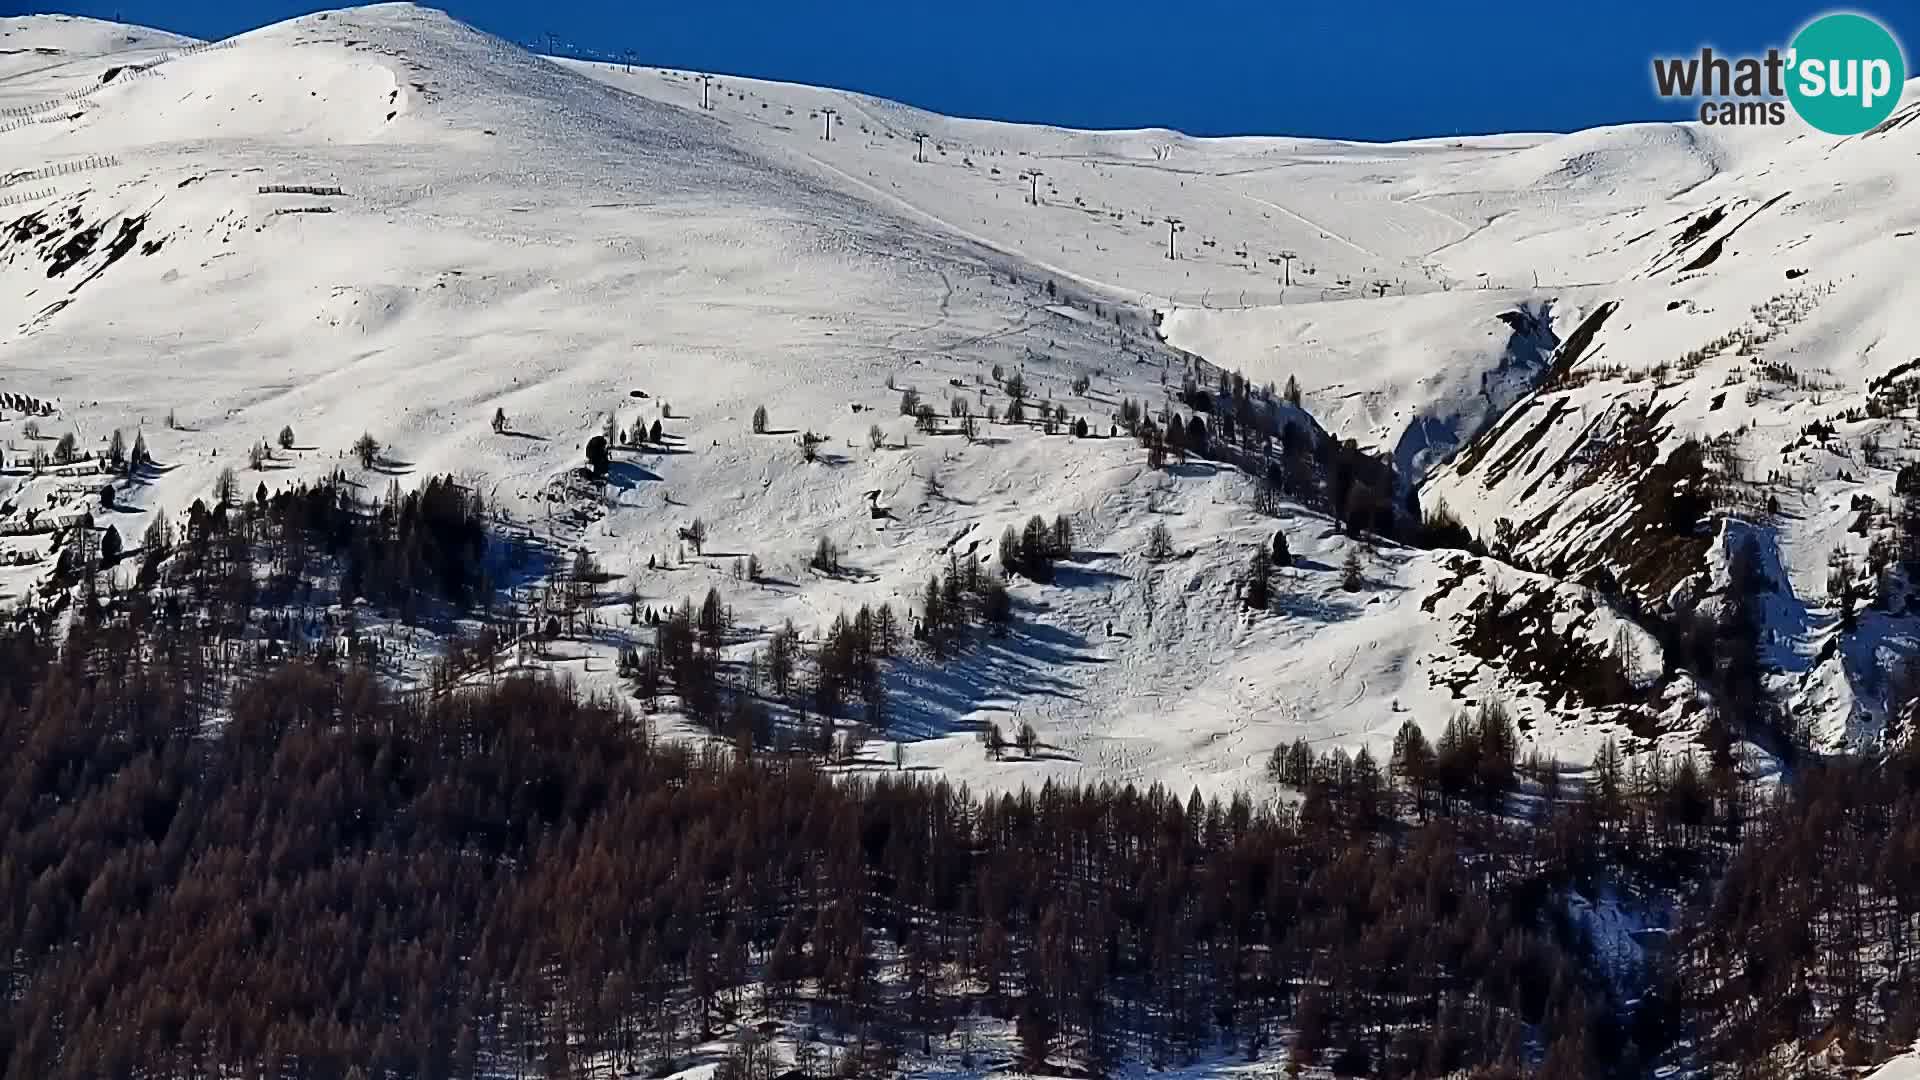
[1788,13,1906,135]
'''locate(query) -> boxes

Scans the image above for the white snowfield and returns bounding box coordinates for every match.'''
[0,4,1911,795]
[1870,1046,1920,1080]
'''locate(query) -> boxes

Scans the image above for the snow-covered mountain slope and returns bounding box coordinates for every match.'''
[563,60,1489,304]
[559,47,1920,755]
[1160,290,1567,479]
[559,59,1593,480]
[549,55,1851,501]
[1421,97,1920,753]
[0,2,1910,792]
[0,14,192,90]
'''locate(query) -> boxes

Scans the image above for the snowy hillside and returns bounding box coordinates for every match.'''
[1871,1047,1920,1080]
[1161,290,1567,479]
[0,2,1914,795]
[1421,95,1920,754]
[0,14,192,85]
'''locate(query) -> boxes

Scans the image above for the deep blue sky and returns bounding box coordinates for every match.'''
[21,1,1920,139]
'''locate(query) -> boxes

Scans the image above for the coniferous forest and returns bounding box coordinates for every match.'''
[3,474,1920,1080]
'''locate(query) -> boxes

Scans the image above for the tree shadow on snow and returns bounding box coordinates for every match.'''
[1270,590,1363,624]
[605,460,659,489]
[1050,562,1128,589]
[883,615,1095,743]
[127,460,179,483]
[1161,460,1226,479]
